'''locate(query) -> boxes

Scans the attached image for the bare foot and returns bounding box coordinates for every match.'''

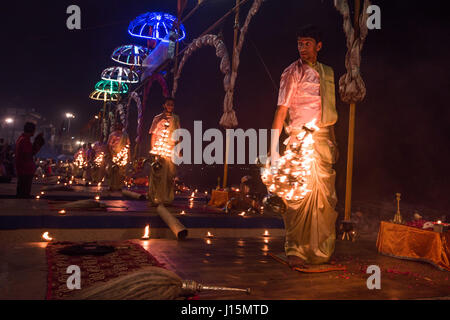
[287,255,308,269]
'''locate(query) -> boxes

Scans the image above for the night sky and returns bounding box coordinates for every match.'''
[1,1,449,211]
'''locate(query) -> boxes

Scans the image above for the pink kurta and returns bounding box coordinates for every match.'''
[278,59,322,129]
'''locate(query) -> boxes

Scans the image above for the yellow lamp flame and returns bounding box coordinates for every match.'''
[42,232,53,241]
[142,225,150,239]
[112,145,129,167]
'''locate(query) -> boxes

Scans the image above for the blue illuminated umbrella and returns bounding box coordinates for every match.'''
[128,12,186,41]
[111,44,150,66]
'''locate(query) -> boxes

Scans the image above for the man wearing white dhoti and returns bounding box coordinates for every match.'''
[269,25,339,268]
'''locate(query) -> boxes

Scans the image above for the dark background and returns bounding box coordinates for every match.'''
[0,0,449,211]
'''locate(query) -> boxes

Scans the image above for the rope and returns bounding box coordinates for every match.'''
[248,36,278,93]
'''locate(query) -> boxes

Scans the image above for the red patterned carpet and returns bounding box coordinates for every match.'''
[46,241,164,300]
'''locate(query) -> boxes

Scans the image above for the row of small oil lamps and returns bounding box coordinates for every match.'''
[42,226,272,242]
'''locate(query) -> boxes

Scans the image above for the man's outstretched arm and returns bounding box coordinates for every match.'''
[270,105,288,163]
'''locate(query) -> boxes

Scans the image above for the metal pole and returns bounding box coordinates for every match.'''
[344,0,361,221]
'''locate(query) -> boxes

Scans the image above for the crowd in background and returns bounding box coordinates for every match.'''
[0,137,74,180]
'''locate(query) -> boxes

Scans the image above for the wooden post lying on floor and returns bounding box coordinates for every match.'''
[157,204,188,240]
[122,190,147,200]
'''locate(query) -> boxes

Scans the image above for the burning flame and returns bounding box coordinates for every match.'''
[95,195,100,201]
[180,211,186,215]
[35,195,40,199]
[239,212,246,217]
[150,120,173,158]
[261,119,319,203]
[206,231,213,238]
[74,151,87,169]
[142,225,150,239]
[112,145,130,167]
[206,239,212,245]
[264,230,270,237]
[58,210,66,215]
[42,232,53,241]
[94,152,105,167]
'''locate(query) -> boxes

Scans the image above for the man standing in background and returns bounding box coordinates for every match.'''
[15,122,45,198]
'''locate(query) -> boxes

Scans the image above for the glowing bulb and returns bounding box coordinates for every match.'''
[180,211,186,215]
[58,210,66,215]
[206,232,213,238]
[263,230,270,237]
[95,196,100,201]
[35,195,40,199]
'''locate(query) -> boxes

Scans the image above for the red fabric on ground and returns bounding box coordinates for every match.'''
[46,240,165,300]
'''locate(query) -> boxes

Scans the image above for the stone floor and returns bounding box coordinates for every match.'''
[0,236,449,300]
[0,180,449,300]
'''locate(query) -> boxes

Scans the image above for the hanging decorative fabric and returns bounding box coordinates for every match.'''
[334,0,371,103]
[116,103,127,127]
[126,92,143,143]
[172,34,231,99]
[220,0,264,128]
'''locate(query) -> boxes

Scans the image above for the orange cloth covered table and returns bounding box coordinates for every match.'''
[208,190,230,208]
[377,221,450,271]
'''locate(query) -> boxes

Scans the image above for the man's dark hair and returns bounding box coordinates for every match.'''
[164,97,176,104]
[297,25,322,43]
[24,122,36,134]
